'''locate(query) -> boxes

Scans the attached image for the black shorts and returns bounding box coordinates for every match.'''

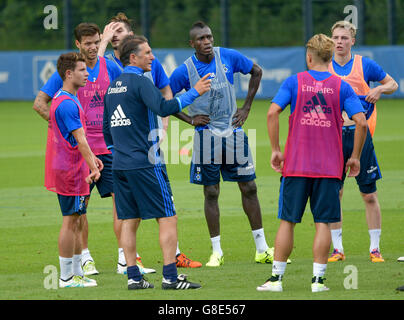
[89,153,113,198]
[57,194,87,216]
[278,176,342,223]
[113,165,176,220]
[342,126,381,194]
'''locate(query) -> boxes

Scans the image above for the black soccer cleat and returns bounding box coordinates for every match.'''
[161,274,201,290]
[128,277,154,290]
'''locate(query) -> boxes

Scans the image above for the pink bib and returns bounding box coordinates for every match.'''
[45,93,90,196]
[283,71,344,179]
[77,56,111,155]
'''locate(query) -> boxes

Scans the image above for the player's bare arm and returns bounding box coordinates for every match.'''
[346,112,367,177]
[267,102,284,173]
[33,91,52,121]
[72,127,101,184]
[232,63,263,127]
[98,22,120,57]
[365,73,398,104]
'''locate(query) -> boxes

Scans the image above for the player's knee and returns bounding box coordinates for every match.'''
[239,181,257,198]
[204,185,220,201]
[361,192,378,205]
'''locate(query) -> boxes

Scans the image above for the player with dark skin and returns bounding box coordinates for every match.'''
[188,25,264,240]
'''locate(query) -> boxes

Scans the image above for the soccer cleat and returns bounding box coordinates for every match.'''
[82,260,99,276]
[397,256,404,262]
[81,276,97,286]
[205,252,224,267]
[256,275,283,292]
[128,277,154,290]
[396,285,404,291]
[117,263,127,275]
[255,248,292,264]
[255,248,274,264]
[311,276,329,292]
[370,249,385,262]
[161,274,201,290]
[176,253,202,268]
[328,249,345,262]
[59,275,97,288]
[136,257,156,274]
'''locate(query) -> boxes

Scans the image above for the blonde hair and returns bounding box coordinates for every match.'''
[306,33,335,63]
[331,20,357,38]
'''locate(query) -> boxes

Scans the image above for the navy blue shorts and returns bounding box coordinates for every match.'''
[190,128,256,186]
[89,153,113,198]
[57,194,87,216]
[342,126,381,194]
[278,176,342,223]
[113,165,176,220]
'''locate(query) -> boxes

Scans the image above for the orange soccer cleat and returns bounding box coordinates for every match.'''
[176,253,202,268]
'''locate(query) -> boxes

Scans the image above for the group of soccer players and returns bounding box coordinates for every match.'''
[35,12,400,291]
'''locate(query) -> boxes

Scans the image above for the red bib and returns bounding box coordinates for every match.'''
[283,71,344,179]
[77,56,111,155]
[45,92,90,196]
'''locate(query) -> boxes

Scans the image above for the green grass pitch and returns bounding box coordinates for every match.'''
[0,98,404,301]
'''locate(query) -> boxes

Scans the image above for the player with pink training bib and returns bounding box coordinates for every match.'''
[257,34,367,293]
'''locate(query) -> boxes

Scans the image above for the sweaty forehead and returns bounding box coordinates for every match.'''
[190,27,212,40]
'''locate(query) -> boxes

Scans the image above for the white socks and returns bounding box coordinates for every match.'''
[118,248,126,265]
[59,255,85,281]
[176,242,181,256]
[252,228,269,253]
[73,254,83,277]
[59,256,73,281]
[211,235,223,256]
[369,229,381,252]
[331,229,344,253]
[272,261,287,277]
[331,228,381,253]
[313,262,327,278]
[81,248,93,266]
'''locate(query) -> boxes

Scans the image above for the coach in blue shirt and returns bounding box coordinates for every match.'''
[103,35,211,291]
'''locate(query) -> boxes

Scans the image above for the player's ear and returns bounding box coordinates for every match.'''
[75,39,81,50]
[189,39,194,49]
[351,37,356,46]
[129,31,134,36]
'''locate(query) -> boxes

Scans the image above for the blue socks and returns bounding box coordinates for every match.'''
[163,262,178,283]
[127,265,142,282]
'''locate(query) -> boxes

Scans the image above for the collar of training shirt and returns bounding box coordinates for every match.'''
[123,65,144,75]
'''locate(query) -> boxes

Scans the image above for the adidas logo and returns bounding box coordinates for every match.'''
[300,93,331,128]
[89,91,104,108]
[111,105,131,127]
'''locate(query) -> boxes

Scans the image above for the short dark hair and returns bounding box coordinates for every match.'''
[118,35,148,67]
[110,12,133,32]
[189,20,209,39]
[74,23,100,42]
[57,52,86,81]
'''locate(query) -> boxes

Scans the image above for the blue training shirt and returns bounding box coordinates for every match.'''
[331,55,386,85]
[272,70,364,118]
[54,90,83,147]
[169,47,253,95]
[107,53,170,90]
[41,57,122,98]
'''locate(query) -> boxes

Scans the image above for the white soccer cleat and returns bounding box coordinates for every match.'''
[257,275,283,292]
[397,256,404,262]
[311,277,330,292]
[82,260,99,276]
[117,263,127,275]
[59,275,97,288]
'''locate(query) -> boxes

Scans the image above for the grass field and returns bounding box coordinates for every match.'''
[1,98,404,302]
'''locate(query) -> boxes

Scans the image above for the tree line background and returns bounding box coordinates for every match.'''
[0,0,403,51]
